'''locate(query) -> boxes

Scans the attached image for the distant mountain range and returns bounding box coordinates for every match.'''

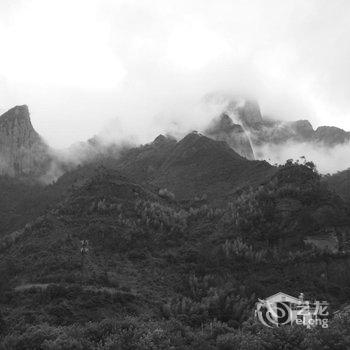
[117,131,274,200]
[204,96,350,158]
[0,100,349,202]
[0,100,349,234]
[1,100,350,179]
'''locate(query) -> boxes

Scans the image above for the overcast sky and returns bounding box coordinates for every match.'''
[0,0,350,148]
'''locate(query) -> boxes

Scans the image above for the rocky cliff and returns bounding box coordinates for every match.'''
[0,105,49,176]
[205,113,255,160]
[314,126,350,146]
[216,97,350,147]
[229,99,264,128]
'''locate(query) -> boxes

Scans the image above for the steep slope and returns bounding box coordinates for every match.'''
[289,119,315,140]
[0,176,48,235]
[228,98,264,128]
[325,168,350,203]
[114,132,274,201]
[1,161,350,348]
[0,162,120,236]
[210,95,350,148]
[0,129,275,239]
[117,134,177,184]
[223,161,350,249]
[205,114,255,160]
[0,105,50,177]
[0,166,184,312]
[314,126,350,146]
[153,132,275,200]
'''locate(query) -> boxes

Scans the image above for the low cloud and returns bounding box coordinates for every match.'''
[1,0,350,177]
[1,0,350,149]
[256,141,350,174]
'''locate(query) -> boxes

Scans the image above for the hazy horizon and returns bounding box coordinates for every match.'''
[1,0,350,149]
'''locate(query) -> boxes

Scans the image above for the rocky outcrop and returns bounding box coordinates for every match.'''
[289,120,314,141]
[259,122,350,146]
[250,119,315,145]
[234,100,264,128]
[205,114,255,160]
[314,126,350,146]
[211,95,350,148]
[0,105,49,176]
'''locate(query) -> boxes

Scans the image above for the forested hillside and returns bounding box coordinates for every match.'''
[0,134,350,348]
[326,168,350,204]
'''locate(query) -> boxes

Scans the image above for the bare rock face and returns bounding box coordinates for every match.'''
[289,120,314,141]
[314,126,350,146]
[0,105,49,176]
[231,99,263,128]
[256,121,350,146]
[205,114,255,160]
[203,93,263,128]
[214,94,350,147]
[205,93,350,150]
[249,119,315,145]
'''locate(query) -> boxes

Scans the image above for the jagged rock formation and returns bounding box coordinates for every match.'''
[246,119,316,145]
[213,96,350,148]
[228,99,264,128]
[314,126,350,146]
[205,114,255,160]
[0,105,49,176]
[289,120,314,141]
[203,93,264,128]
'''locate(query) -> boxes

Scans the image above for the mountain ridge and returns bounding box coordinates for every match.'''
[219,97,350,147]
[1,101,349,183]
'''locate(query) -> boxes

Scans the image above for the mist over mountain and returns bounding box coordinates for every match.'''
[0,97,349,183]
[2,1,350,348]
[205,114,255,160]
[0,97,350,348]
[0,123,350,348]
[202,94,350,173]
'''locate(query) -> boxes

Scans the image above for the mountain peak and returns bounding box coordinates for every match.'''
[314,125,350,146]
[289,119,314,140]
[205,114,255,160]
[0,105,31,124]
[163,131,241,168]
[183,130,203,139]
[206,113,249,134]
[153,134,167,143]
[234,99,263,127]
[0,105,49,176]
[156,131,273,200]
[152,134,176,146]
[203,93,263,128]
[206,113,235,133]
[0,105,40,146]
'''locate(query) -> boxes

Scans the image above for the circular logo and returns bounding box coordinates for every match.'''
[256,301,292,327]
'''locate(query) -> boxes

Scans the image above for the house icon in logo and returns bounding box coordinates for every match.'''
[256,292,329,328]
